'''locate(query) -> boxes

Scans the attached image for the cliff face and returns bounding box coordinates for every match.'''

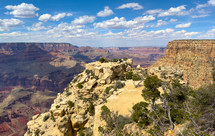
[149,40,215,88]
[25,59,134,136]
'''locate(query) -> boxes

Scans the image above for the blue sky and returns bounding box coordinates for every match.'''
[0,0,215,47]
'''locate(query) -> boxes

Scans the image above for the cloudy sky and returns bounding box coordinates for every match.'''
[0,0,215,47]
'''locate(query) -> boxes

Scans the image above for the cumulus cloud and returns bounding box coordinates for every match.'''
[0,31,27,37]
[5,3,39,18]
[94,15,155,29]
[191,14,209,18]
[72,15,96,25]
[144,5,189,17]
[0,18,24,31]
[156,20,168,27]
[198,28,215,38]
[169,19,178,22]
[158,5,189,17]
[175,23,191,28]
[46,22,96,38]
[143,9,163,15]
[27,22,48,31]
[117,3,143,10]
[97,6,114,17]
[208,0,215,6]
[39,13,70,22]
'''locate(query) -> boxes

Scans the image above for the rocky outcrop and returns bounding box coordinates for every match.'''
[25,59,132,136]
[149,40,215,88]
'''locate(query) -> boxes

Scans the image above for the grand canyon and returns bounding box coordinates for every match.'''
[0,43,165,136]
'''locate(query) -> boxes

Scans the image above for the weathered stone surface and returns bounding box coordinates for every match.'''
[25,59,132,136]
[149,40,215,88]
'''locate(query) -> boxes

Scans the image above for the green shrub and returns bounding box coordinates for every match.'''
[124,71,133,79]
[77,83,83,89]
[132,74,141,81]
[99,57,106,63]
[56,105,60,109]
[113,81,125,90]
[105,86,113,94]
[41,131,45,135]
[123,57,128,61]
[101,105,111,121]
[68,101,75,108]
[132,102,151,127]
[43,114,49,122]
[35,129,40,136]
[88,102,95,116]
[66,92,71,96]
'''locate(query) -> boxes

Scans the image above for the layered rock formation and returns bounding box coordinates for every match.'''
[25,59,133,136]
[0,43,165,136]
[149,40,215,88]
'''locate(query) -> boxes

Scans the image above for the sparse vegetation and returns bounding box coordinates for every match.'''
[100,105,132,135]
[56,105,60,109]
[35,129,40,136]
[43,114,49,122]
[113,81,125,90]
[68,100,74,108]
[88,102,95,116]
[77,83,83,89]
[105,86,113,94]
[99,57,107,63]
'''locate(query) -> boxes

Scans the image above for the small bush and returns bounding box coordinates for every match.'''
[68,101,75,108]
[88,102,95,116]
[123,57,128,61]
[124,71,133,80]
[77,83,83,89]
[56,105,60,109]
[132,74,141,81]
[105,86,113,94]
[113,81,125,90]
[35,129,40,136]
[66,92,71,96]
[41,131,45,135]
[99,57,106,63]
[43,114,49,122]
[50,115,55,122]
[132,102,151,127]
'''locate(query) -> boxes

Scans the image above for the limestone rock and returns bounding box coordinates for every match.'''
[149,40,215,88]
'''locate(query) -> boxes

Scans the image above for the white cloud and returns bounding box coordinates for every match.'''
[5,3,39,18]
[196,3,208,9]
[208,0,215,6]
[156,20,168,27]
[0,31,27,37]
[198,28,215,38]
[158,5,189,17]
[72,15,96,25]
[117,3,143,10]
[143,9,163,15]
[191,14,209,18]
[51,13,66,21]
[94,15,155,29]
[175,23,191,28]
[170,19,177,22]
[39,13,69,22]
[39,14,51,22]
[66,13,73,16]
[103,31,124,37]
[143,5,189,17]
[27,22,47,31]
[0,18,24,31]
[46,22,96,38]
[97,6,114,17]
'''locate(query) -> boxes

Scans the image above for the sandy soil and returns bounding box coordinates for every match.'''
[105,80,145,116]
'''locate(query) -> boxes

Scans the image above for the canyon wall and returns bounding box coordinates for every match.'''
[149,40,215,88]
